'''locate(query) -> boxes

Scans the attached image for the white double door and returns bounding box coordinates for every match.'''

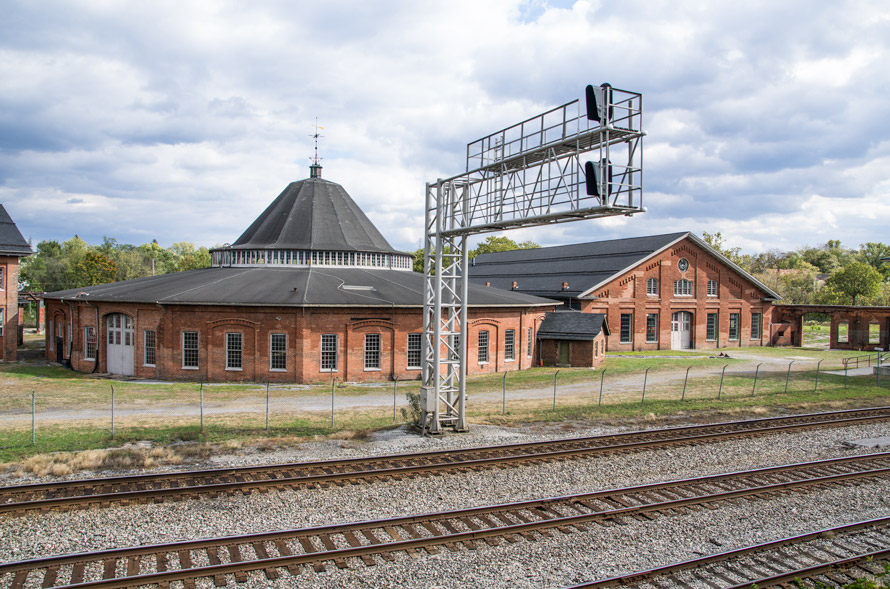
[671,311,692,349]
[106,314,135,375]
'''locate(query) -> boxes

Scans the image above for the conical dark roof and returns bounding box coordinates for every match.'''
[230,176,401,254]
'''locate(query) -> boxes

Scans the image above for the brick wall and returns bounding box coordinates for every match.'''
[0,256,20,361]
[582,238,775,351]
[44,300,554,383]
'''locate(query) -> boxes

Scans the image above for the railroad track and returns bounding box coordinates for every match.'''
[570,516,890,588]
[2,406,889,515]
[2,452,890,588]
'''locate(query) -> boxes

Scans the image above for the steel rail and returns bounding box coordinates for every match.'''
[3,406,889,515]
[570,517,890,588]
[3,453,890,588]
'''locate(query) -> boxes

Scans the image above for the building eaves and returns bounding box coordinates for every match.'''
[0,204,32,256]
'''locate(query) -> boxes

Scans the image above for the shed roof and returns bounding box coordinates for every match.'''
[43,266,556,308]
[537,311,609,341]
[0,204,32,256]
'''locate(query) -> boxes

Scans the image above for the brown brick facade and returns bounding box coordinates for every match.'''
[0,256,21,361]
[582,237,775,351]
[44,301,552,383]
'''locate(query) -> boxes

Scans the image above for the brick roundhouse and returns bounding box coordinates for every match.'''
[42,166,557,383]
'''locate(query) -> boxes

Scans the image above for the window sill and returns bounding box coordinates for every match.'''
[320,369,338,373]
[226,367,243,372]
[270,368,287,373]
[406,366,422,371]
[364,368,381,372]
[478,361,489,366]
[182,366,199,370]
[505,359,515,363]
[144,364,156,368]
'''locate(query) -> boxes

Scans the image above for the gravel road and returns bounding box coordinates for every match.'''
[2,417,889,587]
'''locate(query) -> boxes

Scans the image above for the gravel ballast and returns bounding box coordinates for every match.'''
[2,418,889,588]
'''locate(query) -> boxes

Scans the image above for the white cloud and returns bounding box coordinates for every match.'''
[1,0,889,256]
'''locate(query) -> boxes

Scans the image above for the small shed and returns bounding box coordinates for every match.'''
[537,311,609,367]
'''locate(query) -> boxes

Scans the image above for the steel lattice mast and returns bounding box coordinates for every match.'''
[421,84,645,434]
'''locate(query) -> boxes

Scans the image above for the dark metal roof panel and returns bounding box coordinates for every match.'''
[537,311,608,340]
[42,267,557,308]
[231,178,402,254]
[469,233,688,297]
[0,204,32,256]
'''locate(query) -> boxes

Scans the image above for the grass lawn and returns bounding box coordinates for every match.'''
[1,344,887,467]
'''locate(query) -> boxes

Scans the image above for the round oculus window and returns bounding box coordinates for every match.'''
[678,258,689,272]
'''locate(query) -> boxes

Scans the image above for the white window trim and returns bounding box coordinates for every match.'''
[505,329,515,362]
[478,330,490,365]
[646,277,658,297]
[226,332,243,371]
[707,279,718,297]
[364,333,381,371]
[320,334,338,372]
[144,330,156,367]
[270,333,287,372]
[406,333,422,370]
[84,326,96,361]
[182,331,199,370]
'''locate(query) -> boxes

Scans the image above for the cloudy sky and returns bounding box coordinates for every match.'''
[2,0,889,256]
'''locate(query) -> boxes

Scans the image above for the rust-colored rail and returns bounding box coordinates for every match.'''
[570,517,890,588]
[2,453,890,588]
[2,406,889,515]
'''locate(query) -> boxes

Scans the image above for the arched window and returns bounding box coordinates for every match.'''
[646,277,658,296]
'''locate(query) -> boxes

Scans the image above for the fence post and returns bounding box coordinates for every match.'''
[265,382,270,431]
[199,382,204,434]
[814,360,823,393]
[502,372,507,415]
[552,370,560,410]
[681,366,692,401]
[844,358,848,389]
[331,377,336,429]
[718,365,728,399]
[111,384,115,440]
[31,391,36,446]
[598,369,606,407]
[752,363,762,396]
[393,378,398,421]
[641,368,650,404]
[784,360,795,394]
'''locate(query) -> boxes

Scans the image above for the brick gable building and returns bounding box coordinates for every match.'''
[469,232,780,351]
[0,204,32,361]
[42,167,557,382]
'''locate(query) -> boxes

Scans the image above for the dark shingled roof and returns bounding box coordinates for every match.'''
[0,204,32,256]
[230,177,403,254]
[537,311,609,341]
[43,266,556,308]
[468,231,780,300]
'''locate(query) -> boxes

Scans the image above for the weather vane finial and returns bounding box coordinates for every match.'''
[309,118,324,177]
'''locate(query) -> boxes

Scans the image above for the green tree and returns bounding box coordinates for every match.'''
[818,262,883,305]
[469,235,540,259]
[701,231,751,270]
[859,242,890,278]
[72,250,117,286]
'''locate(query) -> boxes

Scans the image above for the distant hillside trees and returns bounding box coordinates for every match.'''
[705,234,890,306]
[21,236,213,292]
[411,235,540,273]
